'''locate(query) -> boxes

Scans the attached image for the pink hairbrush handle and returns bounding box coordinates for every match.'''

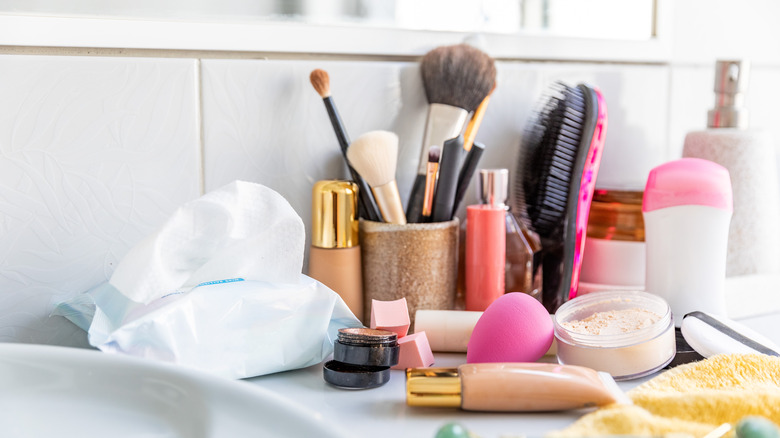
[570,87,608,300]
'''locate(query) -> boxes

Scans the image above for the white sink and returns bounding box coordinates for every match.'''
[0,344,351,438]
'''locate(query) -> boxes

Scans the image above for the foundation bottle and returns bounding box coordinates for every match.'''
[309,180,363,321]
[406,363,626,412]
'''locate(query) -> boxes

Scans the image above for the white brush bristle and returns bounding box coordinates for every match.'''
[347,131,399,187]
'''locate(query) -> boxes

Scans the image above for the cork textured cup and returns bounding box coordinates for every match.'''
[360,219,459,326]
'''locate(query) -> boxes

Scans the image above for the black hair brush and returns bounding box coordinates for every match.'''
[515,81,608,312]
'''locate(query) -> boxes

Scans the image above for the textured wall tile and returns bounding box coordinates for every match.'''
[0,55,200,345]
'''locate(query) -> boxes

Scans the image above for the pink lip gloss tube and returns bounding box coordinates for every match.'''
[465,171,506,311]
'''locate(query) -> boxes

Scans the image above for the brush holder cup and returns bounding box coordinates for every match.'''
[360,219,459,327]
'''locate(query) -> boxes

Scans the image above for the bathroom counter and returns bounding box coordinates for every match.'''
[247,312,780,438]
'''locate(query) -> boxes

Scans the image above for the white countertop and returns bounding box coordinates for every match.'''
[246,313,779,438]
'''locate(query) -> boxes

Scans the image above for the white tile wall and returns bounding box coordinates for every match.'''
[0,55,200,345]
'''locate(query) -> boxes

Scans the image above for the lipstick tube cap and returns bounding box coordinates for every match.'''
[312,180,359,248]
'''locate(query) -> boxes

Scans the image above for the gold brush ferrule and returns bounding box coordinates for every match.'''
[311,180,359,248]
[406,367,462,408]
[372,181,407,225]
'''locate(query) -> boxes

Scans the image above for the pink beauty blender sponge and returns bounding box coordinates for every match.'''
[466,292,553,363]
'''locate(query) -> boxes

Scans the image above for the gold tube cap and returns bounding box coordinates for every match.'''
[312,180,359,249]
[406,367,462,408]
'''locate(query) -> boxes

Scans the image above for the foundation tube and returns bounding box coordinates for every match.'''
[309,180,363,321]
[406,363,628,412]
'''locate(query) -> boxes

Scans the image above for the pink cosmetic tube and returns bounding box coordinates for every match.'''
[465,205,506,311]
[406,362,629,411]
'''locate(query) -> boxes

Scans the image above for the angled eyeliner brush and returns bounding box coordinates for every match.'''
[310,69,382,222]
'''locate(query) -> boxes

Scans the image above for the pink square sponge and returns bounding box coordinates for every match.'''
[370,298,410,338]
[391,331,435,370]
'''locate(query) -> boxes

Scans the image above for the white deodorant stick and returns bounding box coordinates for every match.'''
[643,158,733,327]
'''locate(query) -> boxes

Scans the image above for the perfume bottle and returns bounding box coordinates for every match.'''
[459,169,542,309]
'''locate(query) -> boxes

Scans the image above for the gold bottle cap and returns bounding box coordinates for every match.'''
[311,180,359,249]
[406,367,462,408]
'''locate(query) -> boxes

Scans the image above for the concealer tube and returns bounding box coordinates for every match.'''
[406,363,627,412]
[309,180,364,321]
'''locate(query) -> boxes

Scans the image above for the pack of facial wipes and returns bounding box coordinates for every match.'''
[54,181,361,379]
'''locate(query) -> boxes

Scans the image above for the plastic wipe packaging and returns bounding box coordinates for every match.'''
[54,181,362,379]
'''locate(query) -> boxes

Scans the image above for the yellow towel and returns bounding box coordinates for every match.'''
[550,354,780,437]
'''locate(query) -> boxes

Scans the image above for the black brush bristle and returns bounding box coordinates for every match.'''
[515,82,587,237]
[420,44,496,112]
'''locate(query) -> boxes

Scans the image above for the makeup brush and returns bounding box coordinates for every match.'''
[452,142,485,216]
[347,131,407,225]
[406,44,497,223]
[463,84,496,152]
[421,146,441,220]
[310,69,382,222]
[431,135,464,222]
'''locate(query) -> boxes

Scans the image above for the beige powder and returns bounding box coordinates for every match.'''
[561,308,661,336]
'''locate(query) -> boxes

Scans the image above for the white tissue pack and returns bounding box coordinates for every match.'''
[54,181,361,379]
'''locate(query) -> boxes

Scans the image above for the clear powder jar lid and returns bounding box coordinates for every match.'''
[553,290,673,348]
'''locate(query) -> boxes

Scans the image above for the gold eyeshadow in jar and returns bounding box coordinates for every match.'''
[323,328,400,389]
[553,290,675,381]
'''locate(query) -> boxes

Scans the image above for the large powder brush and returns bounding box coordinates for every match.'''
[348,131,407,225]
[406,44,496,223]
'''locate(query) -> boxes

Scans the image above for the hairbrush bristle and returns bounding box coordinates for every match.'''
[309,69,331,98]
[421,44,496,112]
[428,146,441,163]
[347,131,399,187]
[516,82,587,237]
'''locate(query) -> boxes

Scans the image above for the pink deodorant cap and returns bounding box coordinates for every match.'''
[642,158,733,213]
[370,298,411,338]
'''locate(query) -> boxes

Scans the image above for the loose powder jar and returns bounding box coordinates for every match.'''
[553,290,675,380]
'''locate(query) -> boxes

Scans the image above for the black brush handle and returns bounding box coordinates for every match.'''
[431,136,464,222]
[406,175,426,223]
[451,142,485,218]
[323,97,382,222]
